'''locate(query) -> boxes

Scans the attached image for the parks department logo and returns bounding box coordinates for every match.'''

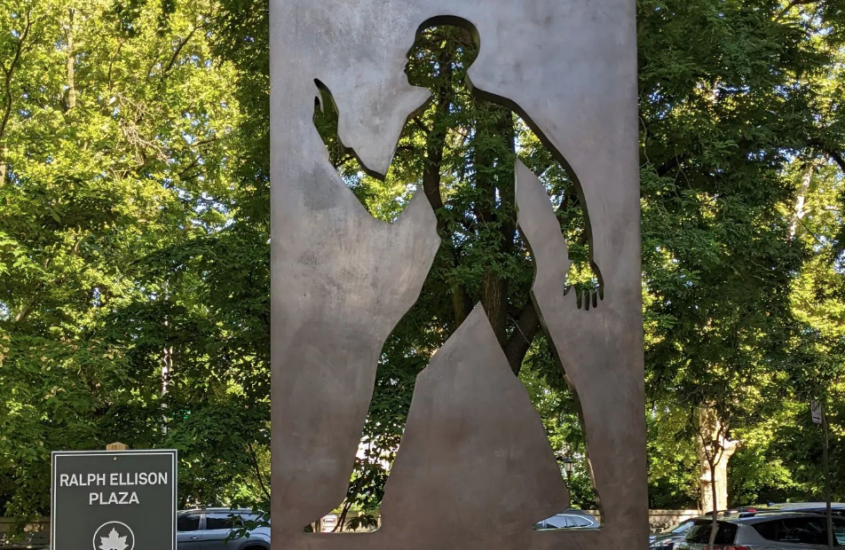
[92,521,135,550]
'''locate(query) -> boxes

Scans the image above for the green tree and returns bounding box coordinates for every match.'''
[3,0,845,527]
[639,0,845,515]
[0,0,269,520]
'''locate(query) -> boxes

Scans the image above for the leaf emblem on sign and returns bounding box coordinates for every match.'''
[99,528,128,550]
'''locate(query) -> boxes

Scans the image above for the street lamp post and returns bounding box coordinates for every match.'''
[563,456,575,485]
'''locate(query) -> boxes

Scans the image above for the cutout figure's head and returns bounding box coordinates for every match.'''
[311,17,480,179]
[305,10,438,178]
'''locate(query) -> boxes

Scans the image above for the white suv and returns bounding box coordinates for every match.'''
[177,508,270,550]
[678,512,845,550]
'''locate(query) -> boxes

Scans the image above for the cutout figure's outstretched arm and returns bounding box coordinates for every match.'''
[517,159,646,535]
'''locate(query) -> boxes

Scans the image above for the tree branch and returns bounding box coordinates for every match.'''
[163,26,198,76]
[0,13,34,144]
[246,440,271,503]
[412,116,431,136]
[107,41,124,93]
[64,8,76,111]
[775,0,819,21]
[827,149,845,174]
[655,154,688,178]
[504,300,542,375]
[13,303,33,324]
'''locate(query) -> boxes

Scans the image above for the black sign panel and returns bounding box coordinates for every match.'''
[51,450,177,550]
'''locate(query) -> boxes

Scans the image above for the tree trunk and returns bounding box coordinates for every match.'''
[697,408,740,513]
[481,269,509,345]
[474,104,516,346]
[418,34,475,329]
[789,160,817,240]
[701,449,731,513]
[505,300,541,375]
[450,279,471,327]
[0,16,34,186]
[0,142,6,185]
[65,9,76,110]
[707,452,719,550]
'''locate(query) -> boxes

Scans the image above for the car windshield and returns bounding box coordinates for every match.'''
[686,521,738,545]
[664,520,693,535]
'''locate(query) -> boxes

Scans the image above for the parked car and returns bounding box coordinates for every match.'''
[649,519,695,550]
[650,508,779,550]
[534,509,599,530]
[769,502,845,517]
[177,508,269,550]
[676,511,845,550]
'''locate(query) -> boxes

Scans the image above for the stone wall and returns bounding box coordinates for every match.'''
[579,509,700,533]
[646,509,700,533]
[324,509,703,534]
[2,509,703,546]
[0,518,49,549]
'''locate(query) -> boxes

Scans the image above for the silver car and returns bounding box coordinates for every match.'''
[678,512,845,550]
[650,519,695,550]
[177,508,270,550]
[534,509,599,530]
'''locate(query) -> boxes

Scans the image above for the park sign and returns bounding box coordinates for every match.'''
[812,401,824,424]
[51,449,177,550]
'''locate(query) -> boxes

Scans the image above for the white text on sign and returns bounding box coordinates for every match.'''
[58,472,169,505]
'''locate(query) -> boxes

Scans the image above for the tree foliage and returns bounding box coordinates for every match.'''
[2,0,845,524]
[0,0,269,520]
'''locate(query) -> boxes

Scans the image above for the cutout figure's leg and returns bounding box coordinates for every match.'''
[517,160,647,541]
[379,306,569,544]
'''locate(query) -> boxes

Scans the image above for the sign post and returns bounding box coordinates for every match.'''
[812,401,824,425]
[823,408,834,550]
[51,449,177,550]
[811,401,833,550]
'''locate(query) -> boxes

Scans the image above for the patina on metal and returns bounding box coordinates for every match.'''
[270,0,646,548]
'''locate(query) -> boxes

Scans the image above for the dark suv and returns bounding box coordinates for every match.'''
[177,509,269,550]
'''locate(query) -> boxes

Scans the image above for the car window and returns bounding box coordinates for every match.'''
[834,519,845,545]
[752,519,778,541]
[241,513,268,527]
[535,516,564,529]
[206,513,244,530]
[753,517,828,545]
[672,520,693,534]
[555,516,570,528]
[571,515,593,528]
[177,514,201,532]
[686,521,738,544]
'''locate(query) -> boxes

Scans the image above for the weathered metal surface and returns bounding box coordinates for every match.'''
[516,159,647,547]
[270,0,646,548]
[377,306,569,545]
[270,164,439,533]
